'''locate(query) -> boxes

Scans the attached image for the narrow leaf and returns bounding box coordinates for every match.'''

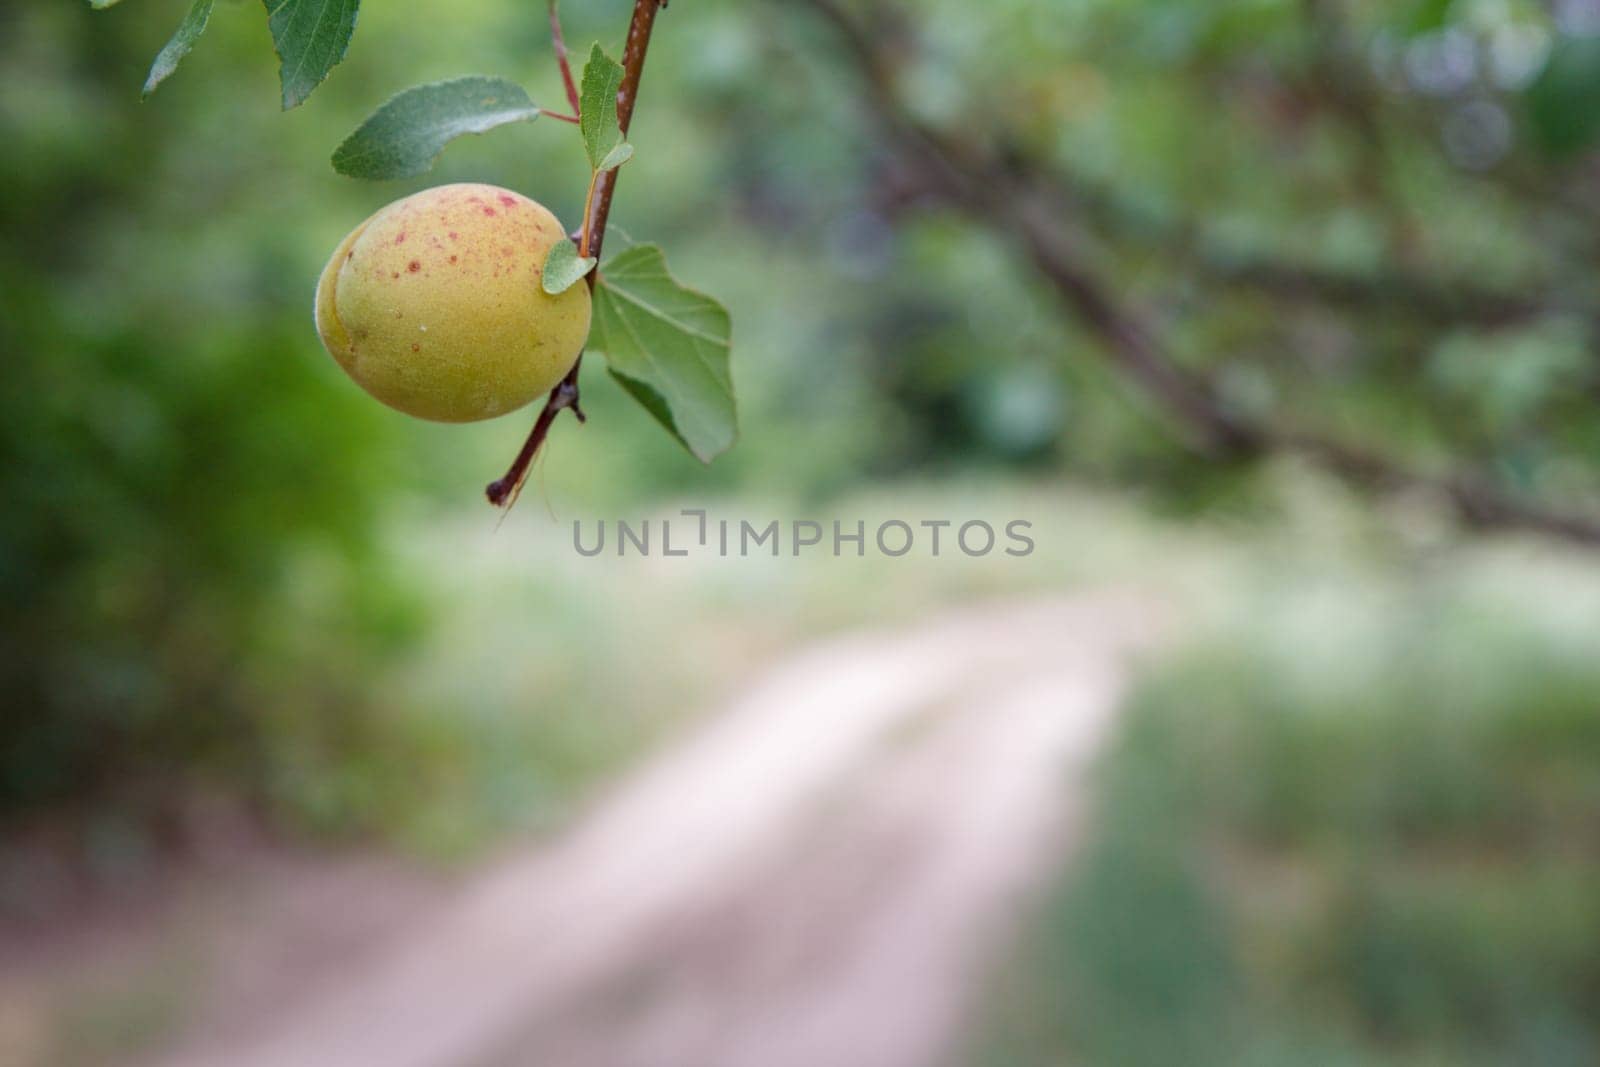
[542,241,596,295]
[590,245,736,462]
[142,0,214,98]
[598,141,634,171]
[579,43,625,171]
[333,76,539,180]
[263,0,360,110]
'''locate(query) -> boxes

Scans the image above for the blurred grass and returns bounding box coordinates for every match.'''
[970,541,1600,1067]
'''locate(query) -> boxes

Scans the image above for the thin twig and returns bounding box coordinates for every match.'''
[488,0,667,508]
[548,0,581,115]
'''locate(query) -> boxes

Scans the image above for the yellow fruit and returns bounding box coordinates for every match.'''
[314,182,591,423]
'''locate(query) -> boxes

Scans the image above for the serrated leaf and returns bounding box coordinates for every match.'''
[579,43,625,171]
[264,0,359,110]
[598,141,634,171]
[589,245,736,462]
[332,76,539,180]
[542,241,596,295]
[142,0,213,98]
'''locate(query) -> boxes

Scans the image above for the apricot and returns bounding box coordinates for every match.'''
[315,183,591,422]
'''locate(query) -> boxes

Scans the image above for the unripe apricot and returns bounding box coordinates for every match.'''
[315,183,591,423]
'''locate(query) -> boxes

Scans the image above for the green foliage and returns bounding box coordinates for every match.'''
[542,239,595,294]
[263,0,360,109]
[332,76,541,180]
[0,299,416,812]
[579,42,627,171]
[1524,37,1600,159]
[141,0,213,99]
[2,3,415,823]
[591,244,737,462]
[1404,0,1458,34]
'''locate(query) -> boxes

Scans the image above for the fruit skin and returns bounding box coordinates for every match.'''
[315,183,591,423]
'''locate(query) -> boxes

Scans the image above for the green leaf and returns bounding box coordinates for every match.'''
[579,43,625,171]
[88,0,126,9]
[542,241,596,295]
[332,76,540,180]
[263,0,359,110]
[590,245,736,462]
[598,141,634,171]
[142,0,214,99]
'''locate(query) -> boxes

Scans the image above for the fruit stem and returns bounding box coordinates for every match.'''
[488,0,667,509]
[485,377,584,508]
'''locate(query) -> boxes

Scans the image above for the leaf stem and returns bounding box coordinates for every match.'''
[540,108,580,125]
[488,0,667,509]
[578,168,601,258]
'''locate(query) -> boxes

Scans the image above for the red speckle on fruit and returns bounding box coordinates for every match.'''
[395,232,406,244]
[499,195,517,208]
[449,255,458,264]
[408,260,421,273]
[391,272,399,279]
[411,343,420,352]
[448,232,459,241]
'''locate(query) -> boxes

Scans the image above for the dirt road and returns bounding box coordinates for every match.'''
[154,593,1158,1067]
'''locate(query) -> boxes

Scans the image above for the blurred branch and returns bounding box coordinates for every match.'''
[487,0,667,508]
[792,0,1600,548]
[1019,161,1596,332]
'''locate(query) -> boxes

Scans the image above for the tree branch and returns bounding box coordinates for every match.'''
[1014,159,1595,334]
[487,0,667,508]
[792,0,1600,549]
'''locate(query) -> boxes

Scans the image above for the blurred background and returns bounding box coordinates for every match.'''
[4,0,1600,1063]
